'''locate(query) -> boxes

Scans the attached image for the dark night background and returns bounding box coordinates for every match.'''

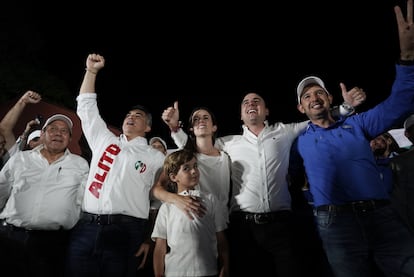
[0,1,406,148]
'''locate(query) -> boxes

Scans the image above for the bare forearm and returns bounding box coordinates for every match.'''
[80,53,105,94]
[153,241,166,277]
[0,98,26,132]
[0,91,40,150]
[152,181,178,204]
[79,70,98,94]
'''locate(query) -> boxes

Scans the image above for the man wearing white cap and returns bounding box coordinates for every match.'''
[149,136,168,155]
[0,113,90,276]
[290,2,414,275]
[25,129,42,150]
[14,114,43,152]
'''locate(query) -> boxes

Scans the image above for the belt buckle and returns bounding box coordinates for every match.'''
[327,205,336,212]
[96,214,111,225]
[253,213,268,224]
[95,214,102,224]
[351,200,371,212]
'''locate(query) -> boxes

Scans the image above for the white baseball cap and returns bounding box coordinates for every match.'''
[149,136,167,151]
[42,114,73,134]
[27,130,41,144]
[296,76,330,103]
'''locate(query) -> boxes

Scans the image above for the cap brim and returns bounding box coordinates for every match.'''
[42,114,73,133]
[296,76,327,103]
[149,136,167,150]
[27,130,41,144]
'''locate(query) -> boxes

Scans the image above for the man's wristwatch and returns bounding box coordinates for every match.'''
[340,102,355,115]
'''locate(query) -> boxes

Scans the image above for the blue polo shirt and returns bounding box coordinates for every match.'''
[295,64,414,207]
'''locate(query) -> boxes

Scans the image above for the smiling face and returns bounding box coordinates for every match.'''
[190,109,217,139]
[42,120,71,154]
[122,109,151,139]
[240,92,269,127]
[297,84,333,121]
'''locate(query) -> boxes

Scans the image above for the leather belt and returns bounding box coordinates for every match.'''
[231,210,291,225]
[0,219,65,233]
[315,199,390,213]
[80,212,142,225]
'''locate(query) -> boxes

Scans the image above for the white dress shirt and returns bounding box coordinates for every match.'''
[77,93,165,218]
[172,120,308,213]
[0,145,89,230]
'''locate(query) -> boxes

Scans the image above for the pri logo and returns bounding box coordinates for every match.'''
[135,160,147,173]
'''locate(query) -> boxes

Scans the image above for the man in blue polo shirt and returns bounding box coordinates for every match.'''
[291,1,414,276]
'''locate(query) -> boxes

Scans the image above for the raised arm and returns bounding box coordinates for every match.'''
[162,101,181,132]
[395,0,414,62]
[17,118,41,151]
[80,53,105,95]
[341,85,366,108]
[0,90,41,151]
[162,101,189,149]
[336,85,367,117]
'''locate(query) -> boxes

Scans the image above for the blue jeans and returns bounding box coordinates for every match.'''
[65,217,148,277]
[314,205,414,277]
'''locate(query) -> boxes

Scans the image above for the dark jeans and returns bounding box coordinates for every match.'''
[65,215,148,277]
[0,220,70,277]
[290,207,334,277]
[315,205,414,277]
[228,210,297,277]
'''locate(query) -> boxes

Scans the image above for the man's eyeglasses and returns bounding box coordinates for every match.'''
[46,126,70,135]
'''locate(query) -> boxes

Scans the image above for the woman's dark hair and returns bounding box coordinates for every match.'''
[183,106,218,153]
